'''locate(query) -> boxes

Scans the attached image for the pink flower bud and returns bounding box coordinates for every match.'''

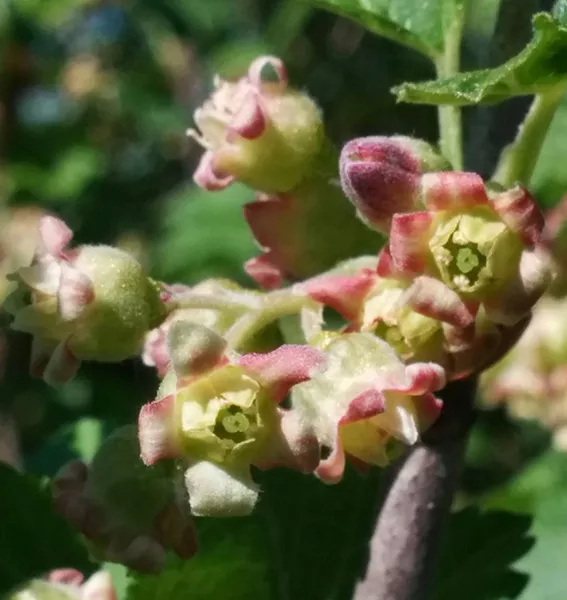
[339,136,450,233]
[5,215,168,386]
[189,56,324,193]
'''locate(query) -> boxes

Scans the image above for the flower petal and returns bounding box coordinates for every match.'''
[255,408,320,473]
[183,461,259,516]
[167,321,227,377]
[244,254,284,290]
[491,185,544,246]
[81,571,118,600]
[376,245,396,277]
[401,275,477,328]
[38,215,73,258]
[193,151,235,191]
[227,90,266,141]
[138,394,180,465]
[16,261,60,295]
[390,211,433,275]
[301,270,376,322]
[339,387,386,424]
[239,344,327,402]
[48,569,84,587]
[421,172,488,210]
[314,436,346,484]
[142,327,170,378]
[484,248,553,325]
[58,261,95,321]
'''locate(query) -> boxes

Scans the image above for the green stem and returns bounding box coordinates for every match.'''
[435,12,464,171]
[225,295,309,350]
[493,86,566,187]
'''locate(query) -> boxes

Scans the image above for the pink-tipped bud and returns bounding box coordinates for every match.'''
[339,136,450,233]
[189,56,324,193]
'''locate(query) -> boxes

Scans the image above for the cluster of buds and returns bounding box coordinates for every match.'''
[481,294,567,450]
[2,215,168,386]
[52,427,197,573]
[10,569,116,600]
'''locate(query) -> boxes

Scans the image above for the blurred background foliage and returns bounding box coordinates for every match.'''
[1,0,567,597]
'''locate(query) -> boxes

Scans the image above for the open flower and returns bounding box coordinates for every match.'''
[4,215,167,386]
[291,332,445,482]
[189,56,324,193]
[11,569,116,600]
[387,173,551,326]
[138,322,325,516]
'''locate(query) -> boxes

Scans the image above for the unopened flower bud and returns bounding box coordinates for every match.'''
[339,136,450,233]
[4,215,167,386]
[189,56,324,193]
[52,427,197,572]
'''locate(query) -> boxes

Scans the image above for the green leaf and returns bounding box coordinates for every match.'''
[394,13,567,105]
[433,508,534,600]
[126,467,381,600]
[485,451,567,600]
[0,464,93,596]
[300,0,466,58]
[553,0,567,26]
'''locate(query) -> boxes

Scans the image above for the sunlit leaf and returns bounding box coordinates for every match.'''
[394,13,567,105]
[300,0,466,58]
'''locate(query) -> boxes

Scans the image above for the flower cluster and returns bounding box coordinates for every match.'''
[0,55,553,575]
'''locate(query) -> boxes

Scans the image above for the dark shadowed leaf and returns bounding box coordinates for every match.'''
[433,508,534,600]
[126,467,381,600]
[0,464,93,596]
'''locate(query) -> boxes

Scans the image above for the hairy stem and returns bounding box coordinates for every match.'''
[493,86,566,187]
[353,377,476,600]
[436,8,465,170]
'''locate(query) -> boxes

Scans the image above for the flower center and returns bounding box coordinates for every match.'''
[213,403,256,444]
[442,231,486,290]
